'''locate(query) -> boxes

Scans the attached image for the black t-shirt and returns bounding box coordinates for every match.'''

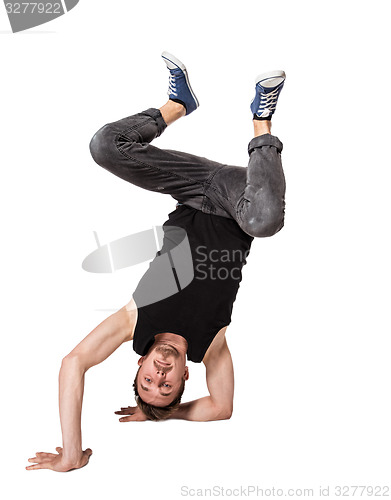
[132,204,254,363]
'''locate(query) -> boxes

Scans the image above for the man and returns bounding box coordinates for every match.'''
[26,52,286,472]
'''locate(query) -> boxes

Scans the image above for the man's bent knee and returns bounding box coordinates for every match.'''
[89,123,116,167]
[242,209,285,238]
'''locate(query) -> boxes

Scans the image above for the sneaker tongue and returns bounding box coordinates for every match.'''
[171,67,183,76]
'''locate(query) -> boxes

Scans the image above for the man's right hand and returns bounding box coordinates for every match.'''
[114,405,148,422]
[26,446,92,472]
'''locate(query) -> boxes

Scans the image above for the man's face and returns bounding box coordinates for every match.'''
[137,343,189,407]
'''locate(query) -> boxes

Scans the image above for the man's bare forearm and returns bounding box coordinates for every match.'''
[26,307,133,472]
[56,306,134,462]
[171,396,232,421]
[58,356,86,463]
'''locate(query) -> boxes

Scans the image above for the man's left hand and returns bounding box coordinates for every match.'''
[114,406,147,422]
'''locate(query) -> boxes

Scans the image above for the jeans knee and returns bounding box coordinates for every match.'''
[242,207,285,238]
[89,124,115,167]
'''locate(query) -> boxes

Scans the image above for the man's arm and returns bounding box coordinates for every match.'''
[26,303,136,471]
[172,328,234,421]
[59,305,136,459]
[114,327,234,423]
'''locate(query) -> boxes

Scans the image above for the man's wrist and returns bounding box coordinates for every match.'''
[62,448,83,464]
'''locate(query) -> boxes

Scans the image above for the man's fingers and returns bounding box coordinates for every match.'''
[115,405,141,420]
[26,461,50,470]
[26,464,41,470]
[119,416,135,422]
[28,454,52,463]
[115,406,137,415]
[28,448,62,464]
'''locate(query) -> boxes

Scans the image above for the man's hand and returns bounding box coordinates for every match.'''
[114,405,148,422]
[26,446,92,472]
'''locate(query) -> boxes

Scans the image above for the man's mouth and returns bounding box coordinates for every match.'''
[154,359,173,372]
[156,359,171,366]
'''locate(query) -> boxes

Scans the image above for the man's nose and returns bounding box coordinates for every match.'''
[155,369,166,377]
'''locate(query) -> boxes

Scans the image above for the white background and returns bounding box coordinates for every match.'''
[1,0,390,498]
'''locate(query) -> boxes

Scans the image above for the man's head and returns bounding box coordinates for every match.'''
[133,341,189,421]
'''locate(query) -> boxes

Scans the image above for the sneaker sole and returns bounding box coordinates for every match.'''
[255,70,286,88]
[161,51,200,108]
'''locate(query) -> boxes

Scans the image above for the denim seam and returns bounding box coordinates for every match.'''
[204,165,238,213]
[113,116,232,214]
[114,121,208,187]
[201,165,232,213]
[115,116,154,140]
[116,144,208,186]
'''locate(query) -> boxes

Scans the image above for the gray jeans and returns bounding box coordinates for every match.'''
[89,108,286,238]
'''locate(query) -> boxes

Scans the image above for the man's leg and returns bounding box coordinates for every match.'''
[89,52,233,218]
[241,120,286,237]
[89,103,232,217]
[89,54,287,238]
[203,71,287,237]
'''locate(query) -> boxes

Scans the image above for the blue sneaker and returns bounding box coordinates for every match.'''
[161,51,199,116]
[250,70,286,119]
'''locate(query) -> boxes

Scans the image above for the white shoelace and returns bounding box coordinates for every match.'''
[258,86,280,113]
[168,74,178,97]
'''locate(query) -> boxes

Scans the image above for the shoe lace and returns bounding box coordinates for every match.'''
[258,86,281,112]
[168,73,178,97]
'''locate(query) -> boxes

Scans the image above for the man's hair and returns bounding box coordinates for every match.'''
[133,367,186,421]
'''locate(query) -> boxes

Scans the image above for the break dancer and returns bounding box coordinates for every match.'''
[26,52,286,472]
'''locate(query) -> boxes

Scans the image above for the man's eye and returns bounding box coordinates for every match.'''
[163,383,171,388]
[145,377,151,383]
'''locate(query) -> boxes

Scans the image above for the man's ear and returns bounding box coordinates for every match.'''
[137,356,145,367]
[184,366,189,381]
